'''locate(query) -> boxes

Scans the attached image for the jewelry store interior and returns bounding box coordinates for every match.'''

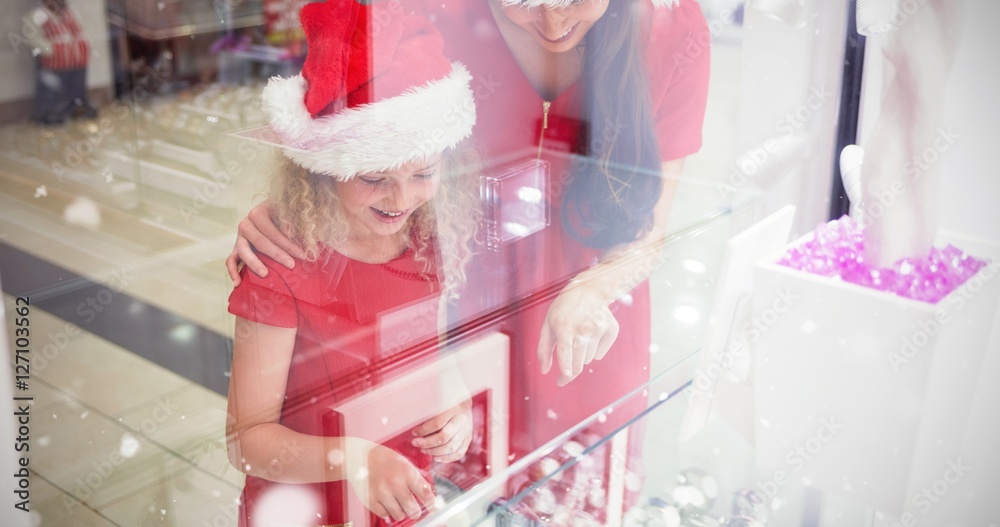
[1,0,998,526]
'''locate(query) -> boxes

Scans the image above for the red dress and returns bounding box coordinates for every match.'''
[421,0,711,458]
[229,247,442,527]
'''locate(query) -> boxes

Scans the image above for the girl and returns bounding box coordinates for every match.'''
[225,1,479,525]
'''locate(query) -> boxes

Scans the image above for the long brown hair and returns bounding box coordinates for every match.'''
[561,0,663,249]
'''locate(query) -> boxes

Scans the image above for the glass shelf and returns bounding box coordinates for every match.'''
[421,353,872,527]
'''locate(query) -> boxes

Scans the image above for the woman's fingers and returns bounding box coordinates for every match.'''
[225,246,244,286]
[555,309,619,386]
[541,285,622,386]
[555,331,580,386]
[246,205,306,264]
[554,331,574,380]
[227,203,306,283]
[536,320,555,375]
[595,316,619,361]
[237,221,290,271]
[583,331,600,366]
[232,230,270,279]
[572,334,588,373]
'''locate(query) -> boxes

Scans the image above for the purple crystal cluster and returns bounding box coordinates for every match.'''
[777,216,988,304]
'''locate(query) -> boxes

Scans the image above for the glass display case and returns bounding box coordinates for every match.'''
[0,0,800,525]
[424,353,880,527]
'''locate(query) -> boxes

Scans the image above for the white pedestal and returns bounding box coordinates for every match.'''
[752,231,999,515]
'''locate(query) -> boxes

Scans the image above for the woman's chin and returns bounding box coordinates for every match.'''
[534,39,576,54]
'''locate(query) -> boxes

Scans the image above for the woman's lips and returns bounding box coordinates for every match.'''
[371,207,409,224]
[534,22,580,44]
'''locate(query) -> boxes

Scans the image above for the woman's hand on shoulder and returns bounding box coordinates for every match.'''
[537,280,620,387]
[226,201,306,286]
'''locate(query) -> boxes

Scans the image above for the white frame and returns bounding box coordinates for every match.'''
[331,331,511,527]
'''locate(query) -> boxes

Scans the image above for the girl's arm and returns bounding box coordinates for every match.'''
[536,159,684,385]
[226,316,338,483]
[227,316,436,521]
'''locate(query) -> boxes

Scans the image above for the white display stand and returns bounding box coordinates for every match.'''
[752,231,999,515]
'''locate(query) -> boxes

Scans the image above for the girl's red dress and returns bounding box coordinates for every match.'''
[229,247,442,527]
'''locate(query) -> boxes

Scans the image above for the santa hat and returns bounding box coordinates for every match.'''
[500,0,679,7]
[261,0,475,179]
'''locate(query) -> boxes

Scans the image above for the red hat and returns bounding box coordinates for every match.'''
[261,0,475,178]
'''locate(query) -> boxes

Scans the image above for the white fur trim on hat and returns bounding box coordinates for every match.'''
[500,0,678,7]
[261,63,476,179]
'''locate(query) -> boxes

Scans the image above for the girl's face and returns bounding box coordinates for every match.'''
[497,0,609,53]
[334,156,441,242]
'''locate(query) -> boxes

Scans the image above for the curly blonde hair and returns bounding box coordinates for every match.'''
[267,146,482,301]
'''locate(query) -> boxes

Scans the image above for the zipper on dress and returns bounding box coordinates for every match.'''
[537,100,551,159]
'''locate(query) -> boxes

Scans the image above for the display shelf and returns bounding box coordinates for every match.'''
[419,352,871,527]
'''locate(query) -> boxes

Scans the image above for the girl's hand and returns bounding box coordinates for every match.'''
[347,440,437,523]
[411,400,473,463]
[226,201,306,286]
[537,281,620,387]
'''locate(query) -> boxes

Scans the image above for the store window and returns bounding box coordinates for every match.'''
[8,1,993,526]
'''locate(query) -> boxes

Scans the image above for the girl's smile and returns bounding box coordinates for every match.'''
[335,156,442,245]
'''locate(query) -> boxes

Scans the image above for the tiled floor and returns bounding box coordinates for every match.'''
[4,302,242,525]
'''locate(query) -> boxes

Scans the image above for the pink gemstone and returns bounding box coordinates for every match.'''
[777,217,986,304]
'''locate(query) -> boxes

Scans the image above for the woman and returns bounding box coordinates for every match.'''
[229,0,710,511]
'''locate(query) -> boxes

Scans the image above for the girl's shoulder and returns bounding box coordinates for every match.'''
[241,246,351,304]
